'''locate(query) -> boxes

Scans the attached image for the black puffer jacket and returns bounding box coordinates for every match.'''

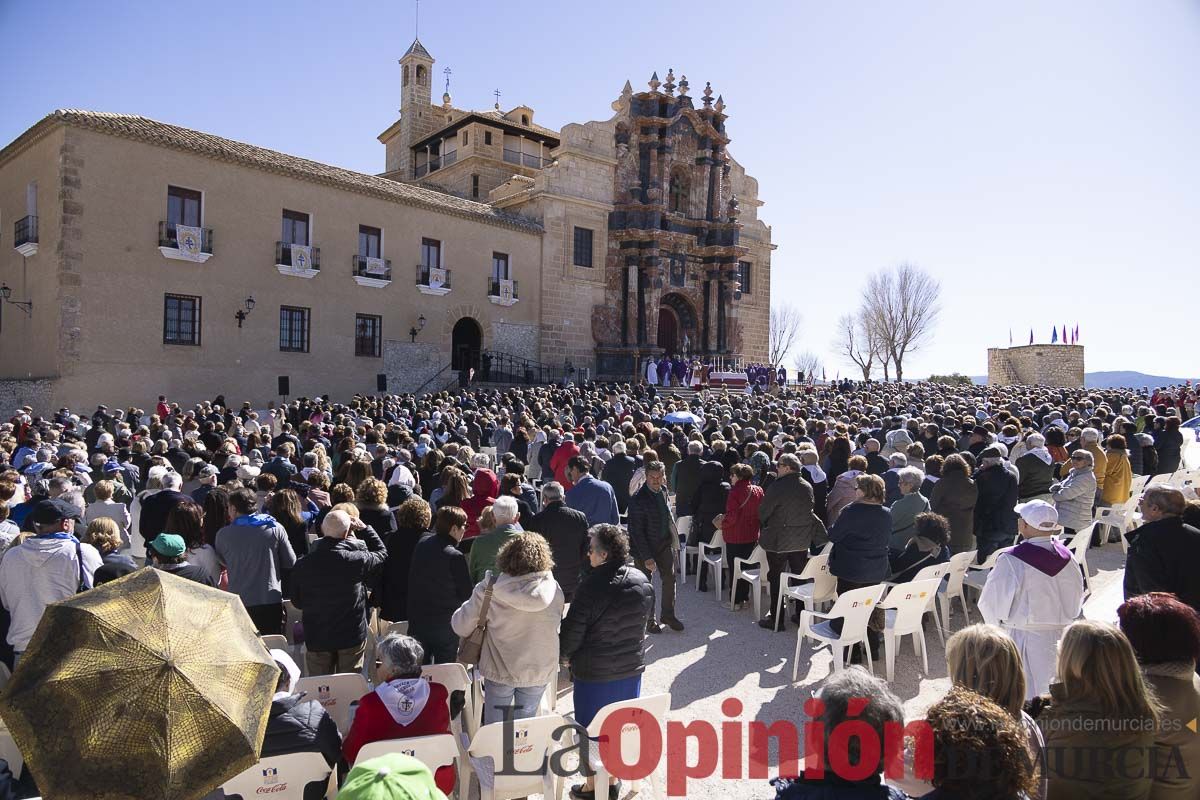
[690,461,729,546]
[260,694,344,800]
[601,454,638,513]
[559,559,653,682]
[974,463,1018,539]
[289,527,388,651]
[526,501,589,601]
[627,485,675,561]
[1015,453,1055,499]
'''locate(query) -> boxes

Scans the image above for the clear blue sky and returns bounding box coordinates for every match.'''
[3,0,1198,379]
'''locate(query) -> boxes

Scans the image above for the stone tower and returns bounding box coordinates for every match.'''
[388,38,437,178]
[987,344,1085,387]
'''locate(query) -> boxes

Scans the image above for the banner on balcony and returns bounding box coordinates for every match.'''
[429,267,447,288]
[290,244,312,270]
[175,225,204,261]
[364,257,387,276]
[499,279,515,302]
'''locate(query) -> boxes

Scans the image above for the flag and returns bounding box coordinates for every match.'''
[1029,329,1034,345]
[1062,324,1067,343]
[1074,324,1079,343]
[1051,327,1058,343]
[1009,329,1013,346]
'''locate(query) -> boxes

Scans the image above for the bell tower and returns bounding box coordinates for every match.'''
[394,38,436,179]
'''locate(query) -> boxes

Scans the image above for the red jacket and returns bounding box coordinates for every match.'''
[550,441,580,489]
[462,469,500,539]
[342,682,454,793]
[721,480,764,544]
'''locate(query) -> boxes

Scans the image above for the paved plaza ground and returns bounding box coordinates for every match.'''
[531,542,1129,800]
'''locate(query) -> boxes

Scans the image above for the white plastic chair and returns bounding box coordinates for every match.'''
[283,599,303,646]
[731,545,770,617]
[963,546,1015,600]
[1067,523,1096,593]
[794,583,886,680]
[354,734,461,798]
[260,634,289,652]
[774,551,836,631]
[937,550,978,632]
[294,673,369,736]
[697,530,726,596]
[459,713,565,800]
[577,693,671,800]
[220,752,335,800]
[887,563,949,645]
[677,515,694,582]
[1094,506,1130,554]
[879,579,941,681]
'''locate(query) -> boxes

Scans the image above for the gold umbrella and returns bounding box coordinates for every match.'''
[0,568,280,800]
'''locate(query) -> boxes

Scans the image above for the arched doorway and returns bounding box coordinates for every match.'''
[658,293,697,356]
[451,317,482,372]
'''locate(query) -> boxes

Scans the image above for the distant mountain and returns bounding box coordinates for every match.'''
[967,371,1195,388]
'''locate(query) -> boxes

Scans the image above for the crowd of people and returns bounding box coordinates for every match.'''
[0,376,1198,799]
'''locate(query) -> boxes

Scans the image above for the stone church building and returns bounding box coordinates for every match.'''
[0,36,772,410]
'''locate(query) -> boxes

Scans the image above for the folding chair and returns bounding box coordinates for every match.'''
[1067,523,1096,594]
[774,551,836,631]
[353,734,461,799]
[576,693,671,800]
[937,550,977,633]
[697,530,726,596]
[459,714,566,800]
[879,579,942,681]
[294,673,369,736]
[731,545,770,617]
[220,752,335,800]
[794,583,886,680]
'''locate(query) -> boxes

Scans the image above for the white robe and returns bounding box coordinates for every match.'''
[645,359,657,384]
[977,536,1085,699]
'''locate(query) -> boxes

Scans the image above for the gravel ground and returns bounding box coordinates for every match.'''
[525,542,1129,800]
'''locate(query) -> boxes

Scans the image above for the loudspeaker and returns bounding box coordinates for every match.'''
[278,376,290,396]
[377,374,388,392]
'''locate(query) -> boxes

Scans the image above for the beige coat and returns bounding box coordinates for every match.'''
[1041,683,1154,800]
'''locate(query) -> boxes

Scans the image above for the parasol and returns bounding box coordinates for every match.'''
[663,410,703,425]
[0,568,279,800]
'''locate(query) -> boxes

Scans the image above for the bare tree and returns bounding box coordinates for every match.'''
[768,305,803,368]
[792,350,823,382]
[834,311,875,381]
[861,263,941,382]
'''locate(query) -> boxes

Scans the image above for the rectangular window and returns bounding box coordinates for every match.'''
[163,294,201,346]
[738,260,753,294]
[471,174,480,199]
[355,314,382,357]
[420,237,441,268]
[484,131,493,146]
[462,131,469,146]
[167,185,202,227]
[281,209,310,245]
[358,225,381,258]
[279,306,311,353]
[492,252,510,281]
[26,182,37,216]
[573,226,594,268]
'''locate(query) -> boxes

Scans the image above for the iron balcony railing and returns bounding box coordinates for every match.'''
[14,215,37,248]
[353,255,392,281]
[416,265,452,288]
[159,221,214,253]
[487,277,519,299]
[502,149,550,168]
[413,150,455,178]
[276,242,321,270]
[479,350,566,385]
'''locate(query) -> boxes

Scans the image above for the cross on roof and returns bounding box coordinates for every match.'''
[493,88,501,109]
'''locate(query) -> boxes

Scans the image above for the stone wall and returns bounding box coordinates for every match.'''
[0,378,56,416]
[491,320,538,356]
[383,340,447,393]
[988,344,1084,387]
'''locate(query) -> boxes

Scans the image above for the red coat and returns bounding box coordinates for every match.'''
[550,441,581,489]
[342,683,455,794]
[721,480,764,545]
[462,469,500,539]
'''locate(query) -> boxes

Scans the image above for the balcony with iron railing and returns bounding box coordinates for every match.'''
[487,276,519,306]
[13,215,38,257]
[275,242,321,278]
[502,149,551,169]
[352,255,392,287]
[416,264,452,296]
[158,221,214,262]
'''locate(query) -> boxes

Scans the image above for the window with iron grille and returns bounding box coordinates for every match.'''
[738,261,752,294]
[573,227,594,268]
[355,314,382,357]
[279,306,310,353]
[163,294,201,346]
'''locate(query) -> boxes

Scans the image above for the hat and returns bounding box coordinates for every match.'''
[150,533,187,558]
[28,498,77,526]
[1014,500,1060,531]
[102,458,122,473]
[236,464,261,481]
[978,445,1004,460]
[198,464,219,478]
[336,754,448,800]
[269,648,301,694]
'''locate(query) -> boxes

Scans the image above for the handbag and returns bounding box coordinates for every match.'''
[456,574,498,666]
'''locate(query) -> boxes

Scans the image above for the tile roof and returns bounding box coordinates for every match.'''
[1,109,543,234]
[403,38,433,60]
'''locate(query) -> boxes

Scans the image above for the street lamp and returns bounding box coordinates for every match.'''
[234,296,255,328]
[409,314,427,343]
[0,283,32,315]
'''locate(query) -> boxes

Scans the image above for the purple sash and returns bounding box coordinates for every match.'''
[1011,539,1073,577]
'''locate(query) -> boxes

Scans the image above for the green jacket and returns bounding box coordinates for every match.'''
[467,523,522,583]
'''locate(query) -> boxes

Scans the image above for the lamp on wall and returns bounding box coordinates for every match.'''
[234,296,256,328]
[0,283,32,315]
[409,313,427,343]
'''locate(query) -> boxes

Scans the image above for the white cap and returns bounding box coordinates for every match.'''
[1014,500,1061,531]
